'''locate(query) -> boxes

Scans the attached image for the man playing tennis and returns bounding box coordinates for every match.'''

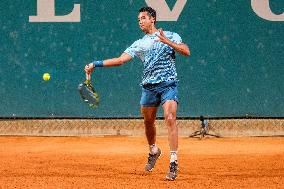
[85,7,190,180]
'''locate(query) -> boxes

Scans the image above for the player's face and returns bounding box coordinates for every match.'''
[138,12,155,32]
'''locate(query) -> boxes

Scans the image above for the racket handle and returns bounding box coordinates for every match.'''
[86,72,91,81]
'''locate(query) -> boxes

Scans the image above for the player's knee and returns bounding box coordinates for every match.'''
[165,113,176,123]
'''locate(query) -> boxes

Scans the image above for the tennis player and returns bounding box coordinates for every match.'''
[85,6,190,180]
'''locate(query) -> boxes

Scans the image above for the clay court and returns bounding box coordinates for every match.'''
[0,136,283,188]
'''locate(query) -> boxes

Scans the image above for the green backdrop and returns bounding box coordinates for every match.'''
[0,0,283,118]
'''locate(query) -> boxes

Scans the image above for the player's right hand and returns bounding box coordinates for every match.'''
[84,63,94,74]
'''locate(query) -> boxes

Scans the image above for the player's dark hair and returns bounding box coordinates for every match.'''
[139,7,156,24]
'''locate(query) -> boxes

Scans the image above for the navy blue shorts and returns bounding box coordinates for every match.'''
[140,80,179,107]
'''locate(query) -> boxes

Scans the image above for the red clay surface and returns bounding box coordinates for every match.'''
[0,136,283,188]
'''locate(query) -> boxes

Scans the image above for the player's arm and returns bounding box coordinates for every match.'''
[85,53,132,73]
[156,28,190,57]
[168,42,190,57]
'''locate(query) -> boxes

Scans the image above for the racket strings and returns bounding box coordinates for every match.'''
[78,80,100,108]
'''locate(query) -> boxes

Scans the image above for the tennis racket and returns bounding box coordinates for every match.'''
[78,72,99,108]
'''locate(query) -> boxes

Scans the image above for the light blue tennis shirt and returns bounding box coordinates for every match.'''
[124,31,182,85]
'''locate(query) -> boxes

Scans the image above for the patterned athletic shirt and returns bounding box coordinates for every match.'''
[124,31,182,85]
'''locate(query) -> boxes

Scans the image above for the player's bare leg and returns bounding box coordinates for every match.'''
[141,106,158,145]
[163,100,178,151]
[141,106,162,172]
[162,100,179,180]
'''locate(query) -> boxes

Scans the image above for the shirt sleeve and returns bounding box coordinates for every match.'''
[172,33,182,44]
[124,40,141,58]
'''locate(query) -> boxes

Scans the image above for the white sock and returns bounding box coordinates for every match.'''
[170,151,178,163]
[149,144,158,155]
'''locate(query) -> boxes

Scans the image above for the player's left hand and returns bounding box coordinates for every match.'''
[155,28,172,45]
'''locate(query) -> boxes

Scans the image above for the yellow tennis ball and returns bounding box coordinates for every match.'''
[43,73,50,81]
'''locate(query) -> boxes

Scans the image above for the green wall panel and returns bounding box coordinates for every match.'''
[0,0,283,117]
